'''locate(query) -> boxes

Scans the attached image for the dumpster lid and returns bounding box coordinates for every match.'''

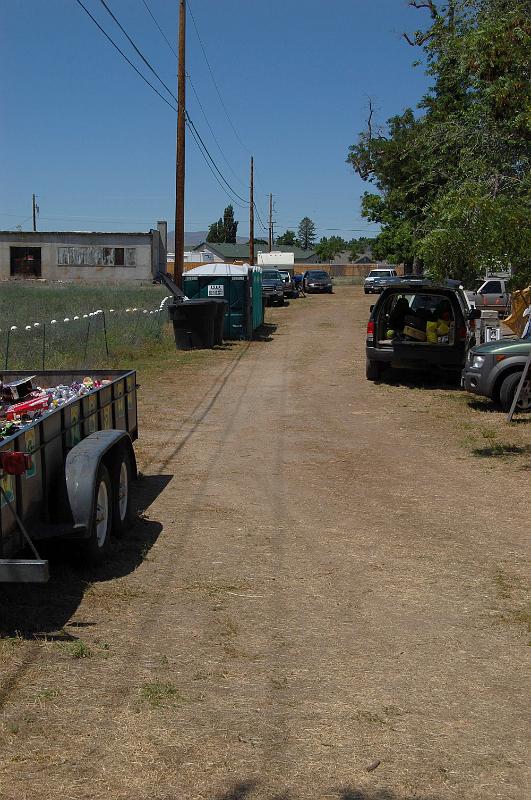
[184,263,251,277]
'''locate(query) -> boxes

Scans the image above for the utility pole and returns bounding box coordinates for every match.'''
[268,193,273,252]
[174,0,186,287]
[249,157,254,266]
[32,194,38,232]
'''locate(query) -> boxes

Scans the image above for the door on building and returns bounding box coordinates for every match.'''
[10,247,42,277]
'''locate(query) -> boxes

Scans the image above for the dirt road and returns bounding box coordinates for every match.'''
[1,286,529,800]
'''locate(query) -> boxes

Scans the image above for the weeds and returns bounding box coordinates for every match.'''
[64,640,91,659]
[139,682,182,707]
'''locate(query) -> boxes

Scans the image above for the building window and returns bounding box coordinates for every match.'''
[10,247,42,277]
[58,246,137,267]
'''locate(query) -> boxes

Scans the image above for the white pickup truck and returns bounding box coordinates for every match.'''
[466,277,510,316]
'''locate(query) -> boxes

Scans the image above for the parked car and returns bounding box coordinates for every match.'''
[302,270,333,293]
[261,269,285,305]
[366,278,478,381]
[364,268,398,294]
[279,270,296,298]
[462,338,531,411]
[465,277,510,317]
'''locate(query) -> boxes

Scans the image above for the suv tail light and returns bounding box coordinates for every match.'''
[367,320,375,340]
[458,325,467,340]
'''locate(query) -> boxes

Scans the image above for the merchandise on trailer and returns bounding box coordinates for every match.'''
[0,376,110,441]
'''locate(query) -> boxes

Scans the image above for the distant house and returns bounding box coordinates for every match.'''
[191,242,318,265]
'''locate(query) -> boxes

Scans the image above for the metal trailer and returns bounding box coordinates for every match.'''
[0,369,138,583]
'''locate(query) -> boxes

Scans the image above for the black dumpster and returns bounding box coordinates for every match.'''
[168,299,227,350]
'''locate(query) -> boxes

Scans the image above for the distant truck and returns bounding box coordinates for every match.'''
[466,277,510,316]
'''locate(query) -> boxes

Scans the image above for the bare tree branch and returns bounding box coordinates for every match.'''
[408,0,438,17]
[403,30,434,46]
[367,97,374,142]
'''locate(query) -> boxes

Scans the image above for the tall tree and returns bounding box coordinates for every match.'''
[297,217,317,250]
[206,218,224,244]
[206,205,239,244]
[347,0,531,286]
[223,204,238,244]
[275,230,299,246]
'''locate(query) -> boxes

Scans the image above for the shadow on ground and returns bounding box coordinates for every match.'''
[0,473,171,637]
[215,782,439,800]
[376,368,461,391]
[472,443,531,458]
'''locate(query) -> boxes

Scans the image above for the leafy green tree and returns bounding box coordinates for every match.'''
[206,205,239,243]
[223,205,238,244]
[206,218,224,243]
[275,230,299,247]
[315,236,346,262]
[297,217,317,250]
[347,0,531,285]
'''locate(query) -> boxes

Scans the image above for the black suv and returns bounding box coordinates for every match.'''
[366,279,478,381]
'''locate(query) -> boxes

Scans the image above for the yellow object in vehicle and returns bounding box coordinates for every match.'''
[504,287,530,336]
[386,329,395,339]
[436,319,450,336]
[426,321,438,343]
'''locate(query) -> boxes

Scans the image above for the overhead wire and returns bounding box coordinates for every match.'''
[74,0,250,210]
[140,0,177,57]
[138,0,247,189]
[97,0,177,103]
[185,0,269,219]
[73,0,178,113]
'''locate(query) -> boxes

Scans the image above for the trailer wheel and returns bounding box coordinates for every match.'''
[112,450,133,534]
[80,463,112,560]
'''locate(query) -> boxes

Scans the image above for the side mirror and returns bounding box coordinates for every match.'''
[469,308,481,320]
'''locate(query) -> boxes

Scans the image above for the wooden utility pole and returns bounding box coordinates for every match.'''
[32,194,37,232]
[249,157,255,266]
[174,0,186,286]
[268,193,273,252]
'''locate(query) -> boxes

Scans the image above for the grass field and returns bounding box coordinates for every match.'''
[0,283,172,371]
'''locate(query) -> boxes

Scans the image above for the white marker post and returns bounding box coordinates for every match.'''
[506,349,531,422]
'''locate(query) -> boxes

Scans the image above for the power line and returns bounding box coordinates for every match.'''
[140,0,177,57]
[138,0,247,189]
[186,114,249,205]
[187,73,246,187]
[75,0,250,210]
[186,0,251,156]
[97,0,177,103]
[73,0,178,113]
[186,120,248,209]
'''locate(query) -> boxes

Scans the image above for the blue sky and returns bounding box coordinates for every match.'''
[0,1,432,240]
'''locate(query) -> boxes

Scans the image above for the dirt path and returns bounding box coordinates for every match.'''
[0,286,528,800]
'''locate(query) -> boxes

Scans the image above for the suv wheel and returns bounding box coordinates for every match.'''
[366,359,383,381]
[500,371,531,412]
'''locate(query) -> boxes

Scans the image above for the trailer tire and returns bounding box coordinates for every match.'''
[80,463,112,560]
[111,450,133,534]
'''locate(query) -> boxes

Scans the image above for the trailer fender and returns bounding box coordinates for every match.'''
[65,431,137,536]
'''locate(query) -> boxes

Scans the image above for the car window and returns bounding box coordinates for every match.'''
[262,270,281,279]
[481,280,502,293]
[308,271,329,278]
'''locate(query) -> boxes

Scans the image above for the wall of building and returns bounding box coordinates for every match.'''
[0,231,159,284]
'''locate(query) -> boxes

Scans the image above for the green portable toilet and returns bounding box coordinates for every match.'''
[182,264,263,340]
